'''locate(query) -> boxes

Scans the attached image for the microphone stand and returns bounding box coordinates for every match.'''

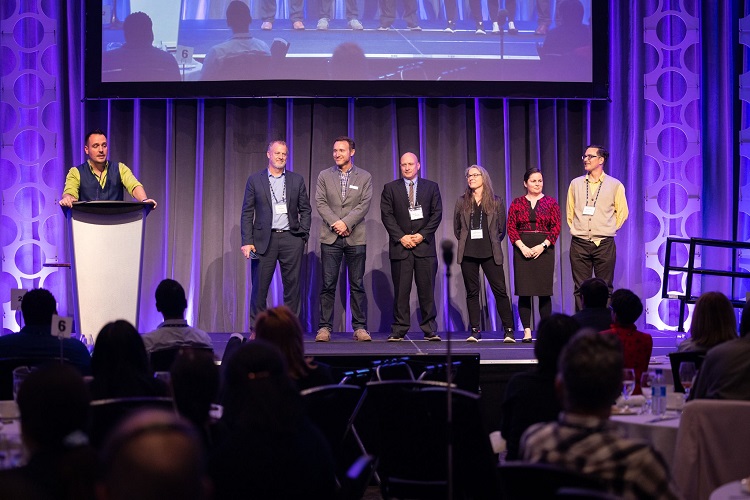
[441,240,454,500]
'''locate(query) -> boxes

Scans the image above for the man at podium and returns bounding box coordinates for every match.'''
[59,129,157,208]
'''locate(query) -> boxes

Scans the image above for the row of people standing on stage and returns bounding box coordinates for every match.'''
[60,129,628,342]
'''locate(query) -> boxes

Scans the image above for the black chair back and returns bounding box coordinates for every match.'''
[149,345,214,372]
[89,396,175,447]
[0,357,72,400]
[339,454,378,500]
[497,462,607,500]
[668,351,706,393]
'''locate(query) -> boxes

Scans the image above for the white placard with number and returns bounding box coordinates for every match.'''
[10,289,26,311]
[52,314,73,339]
[176,45,194,65]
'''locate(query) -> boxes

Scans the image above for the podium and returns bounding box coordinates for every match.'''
[65,201,152,340]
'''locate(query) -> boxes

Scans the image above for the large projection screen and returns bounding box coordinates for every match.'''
[86,0,608,99]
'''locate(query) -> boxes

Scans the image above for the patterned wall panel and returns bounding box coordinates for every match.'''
[1,0,64,334]
[643,0,701,331]
[740,13,750,299]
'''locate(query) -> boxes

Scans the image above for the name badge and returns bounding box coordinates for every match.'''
[409,207,424,220]
[470,229,483,240]
[582,206,596,216]
[349,185,359,190]
[275,203,288,214]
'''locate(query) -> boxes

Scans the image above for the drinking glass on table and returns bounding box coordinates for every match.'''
[679,361,697,403]
[640,371,654,414]
[621,369,636,411]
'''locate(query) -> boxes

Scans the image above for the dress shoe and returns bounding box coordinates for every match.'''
[475,22,486,35]
[293,20,305,30]
[522,327,533,343]
[387,334,404,342]
[315,327,331,342]
[534,23,549,35]
[503,328,516,343]
[261,21,273,30]
[522,337,533,343]
[353,329,372,342]
[424,332,441,341]
[408,24,422,31]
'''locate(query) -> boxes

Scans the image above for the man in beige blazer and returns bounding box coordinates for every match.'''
[315,136,373,342]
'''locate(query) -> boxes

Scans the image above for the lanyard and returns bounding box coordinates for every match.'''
[269,173,286,204]
[470,201,483,230]
[585,177,603,207]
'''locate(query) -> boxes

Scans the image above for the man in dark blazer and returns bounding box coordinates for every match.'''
[241,140,312,326]
[380,152,443,341]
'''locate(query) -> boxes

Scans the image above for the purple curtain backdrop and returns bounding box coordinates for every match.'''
[1,0,748,336]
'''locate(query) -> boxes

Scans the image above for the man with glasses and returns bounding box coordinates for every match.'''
[566,145,628,311]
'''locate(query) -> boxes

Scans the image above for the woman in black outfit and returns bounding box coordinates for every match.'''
[454,165,516,342]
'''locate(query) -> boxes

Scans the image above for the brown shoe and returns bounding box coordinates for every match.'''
[293,20,305,30]
[353,329,372,341]
[315,327,331,342]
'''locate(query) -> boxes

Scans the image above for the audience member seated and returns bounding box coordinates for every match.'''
[0,288,91,374]
[500,313,579,461]
[254,305,334,391]
[690,301,750,401]
[572,278,612,332]
[90,320,168,400]
[170,348,220,450]
[601,289,652,395]
[520,331,681,500]
[200,0,271,81]
[141,279,213,354]
[209,340,336,499]
[98,409,211,500]
[537,0,591,58]
[677,291,737,353]
[102,12,181,82]
[0,364,99,500]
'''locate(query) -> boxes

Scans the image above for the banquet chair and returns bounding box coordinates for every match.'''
[668,351,705,393]
[149,345,215,372]
[497,462,607,500]
[89,396,175,447]
[364,380,499,499]
[0,357,73,400]
[672,399,750,500]
[375,360,415,381]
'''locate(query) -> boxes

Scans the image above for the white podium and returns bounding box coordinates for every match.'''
[65,201,152,340]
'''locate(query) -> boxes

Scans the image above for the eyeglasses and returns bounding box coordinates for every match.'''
[581,154,600,160]
[466,173,482,179]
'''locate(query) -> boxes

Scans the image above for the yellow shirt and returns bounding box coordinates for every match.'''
[63,160,143,199]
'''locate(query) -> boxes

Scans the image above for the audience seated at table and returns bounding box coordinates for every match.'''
[89,320,168,400]
[572,277,613,332]
[520,330,681,500]
[141,278,213,354]
[253,305,334,391]
[0,288,91,374]
[98,408,211,500]
[677,291,737,353]
[209,339,336,499]
[0,364,98,500]
[601,288,652,395]
[690,301,750,401]
[500,313,579,461]
[170,347,221,450]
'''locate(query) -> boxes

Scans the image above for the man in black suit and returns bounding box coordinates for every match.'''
[241,140,312,325]
[380,152,443,341]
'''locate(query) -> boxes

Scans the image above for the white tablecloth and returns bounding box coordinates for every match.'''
[611,412,681,468]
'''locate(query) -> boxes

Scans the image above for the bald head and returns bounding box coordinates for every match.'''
[399,152,420,181]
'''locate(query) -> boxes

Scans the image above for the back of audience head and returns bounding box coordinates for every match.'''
[558,329,623,415]
[17,363,90,453]
[688,291,738,349]
[558,0,585,26]
[226,0,251,33]
[171,348,219,429]
[21,288,57,327]
[330,42,368,80]
[578,277,609,308]
[123,12,154,47]
[741,300,750,338]
[99,409,210,500]
[254,305,309,380]
[610,288,643,326]
[221,339,303,432]
[155,278,188,319]
[92,320,150,378]
[534,313,580,374]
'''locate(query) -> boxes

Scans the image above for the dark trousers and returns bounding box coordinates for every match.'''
[570,236,616,311]
[390,253,438,336]
[260,0,304,22]
[379,0,419,27]
[320,0,359,19]
[250,231,305,325]
[517,295,552,329]
[460,256,514,330]
[445,0,483,22]
[319,238,367,331]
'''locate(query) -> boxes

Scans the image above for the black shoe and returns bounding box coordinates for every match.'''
[387,334,404,342]
[444,20,456,33]
[467,328,482,342]
[503,328,516,343]
[424,332,441,341]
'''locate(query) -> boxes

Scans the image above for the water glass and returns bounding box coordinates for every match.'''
[640,371,654,414]
[679,361,697,403]
[621,369,636,410]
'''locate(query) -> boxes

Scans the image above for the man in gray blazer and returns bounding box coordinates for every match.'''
[241,140,311,326]
[315,136,373,342]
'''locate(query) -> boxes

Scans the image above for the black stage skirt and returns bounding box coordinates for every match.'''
[513,231,554,296]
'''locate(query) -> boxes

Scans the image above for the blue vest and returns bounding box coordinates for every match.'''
[75,160,124,201]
